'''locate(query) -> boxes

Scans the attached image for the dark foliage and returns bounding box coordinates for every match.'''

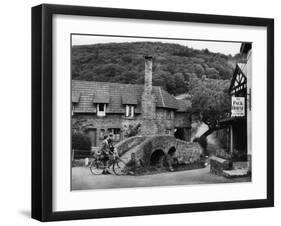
[124,123,142,138]
[72,42,241,95]
[189,77,230,129]
[72,132,91,150]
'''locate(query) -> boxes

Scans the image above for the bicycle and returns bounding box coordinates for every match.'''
[89,152,127,176]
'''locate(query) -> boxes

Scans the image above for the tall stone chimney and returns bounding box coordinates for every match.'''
[144,55,153,95]
[141,56,157,134]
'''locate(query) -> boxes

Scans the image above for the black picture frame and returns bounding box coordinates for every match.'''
[32,4,274,222]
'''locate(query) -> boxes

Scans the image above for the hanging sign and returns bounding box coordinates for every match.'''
[231,96,245,117]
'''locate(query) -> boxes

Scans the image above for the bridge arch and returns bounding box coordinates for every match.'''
[168,146,177,156]
[150,149,165,166]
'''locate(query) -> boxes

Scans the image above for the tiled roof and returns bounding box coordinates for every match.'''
[154,87,179,109]
[93,92,110,103]
[122,93,138,105]
[72,80,191,113]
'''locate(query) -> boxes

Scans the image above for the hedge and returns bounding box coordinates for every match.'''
[72,132,91,151]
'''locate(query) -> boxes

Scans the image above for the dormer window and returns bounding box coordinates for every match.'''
[125,105,134,118]
[122,93,137,118]
[97,103,106,117]
[93,91,109,117]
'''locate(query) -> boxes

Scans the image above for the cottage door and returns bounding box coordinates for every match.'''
[87,129,97,147]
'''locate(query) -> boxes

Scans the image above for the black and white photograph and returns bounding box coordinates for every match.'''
[0,0,277,223]
[71,35,252,190]
[29,3,274,222]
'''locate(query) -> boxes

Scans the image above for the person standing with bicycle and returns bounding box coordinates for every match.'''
[100,133,115,174]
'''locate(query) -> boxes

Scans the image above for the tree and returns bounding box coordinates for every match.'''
[152,70,168,89]
[174,72,188,94]
[205,67,219,79]
[114,70,139,83]
[210,61,232,80]
[94,64,124,79]
[153,70,176,94]
[189,77,230,155]
[192,64,205,78]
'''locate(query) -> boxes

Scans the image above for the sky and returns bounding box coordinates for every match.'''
[72,34,242,56]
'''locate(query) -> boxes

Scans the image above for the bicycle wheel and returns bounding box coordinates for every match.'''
[113,158,127,175]
[89,159,105,175]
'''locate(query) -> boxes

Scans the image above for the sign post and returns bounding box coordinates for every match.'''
[231,97,245,117]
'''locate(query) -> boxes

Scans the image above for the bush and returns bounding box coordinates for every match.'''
[72,132,91,150]
[124,123,141,138]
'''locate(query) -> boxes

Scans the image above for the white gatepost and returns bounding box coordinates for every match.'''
[230,126,233,154]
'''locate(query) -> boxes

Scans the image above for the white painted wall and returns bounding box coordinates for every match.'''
[247,49,253,157]
[0,0,279,225]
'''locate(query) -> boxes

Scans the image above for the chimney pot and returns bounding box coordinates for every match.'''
[144,55,153,60]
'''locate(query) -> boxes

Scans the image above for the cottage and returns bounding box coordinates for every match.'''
[72,56,192,149]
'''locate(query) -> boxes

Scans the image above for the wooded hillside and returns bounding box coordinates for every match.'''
[71,42,241,95]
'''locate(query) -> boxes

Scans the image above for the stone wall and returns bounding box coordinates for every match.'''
[175,140,202,164]
[209,156,232,175]
[72,114,127,147]
[72,109,188,147]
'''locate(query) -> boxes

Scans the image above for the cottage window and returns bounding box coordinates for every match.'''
[166,110,173,119]
[166,129,172,135]
[97,103,106,117]
[99,129,105,139]
[71,105,74,116]
[108,128,121,141]
[125,105,134,118]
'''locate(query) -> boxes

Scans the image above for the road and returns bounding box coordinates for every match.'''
[71,166,251,190]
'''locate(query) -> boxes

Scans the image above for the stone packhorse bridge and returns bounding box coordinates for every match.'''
[115,135,203,167]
